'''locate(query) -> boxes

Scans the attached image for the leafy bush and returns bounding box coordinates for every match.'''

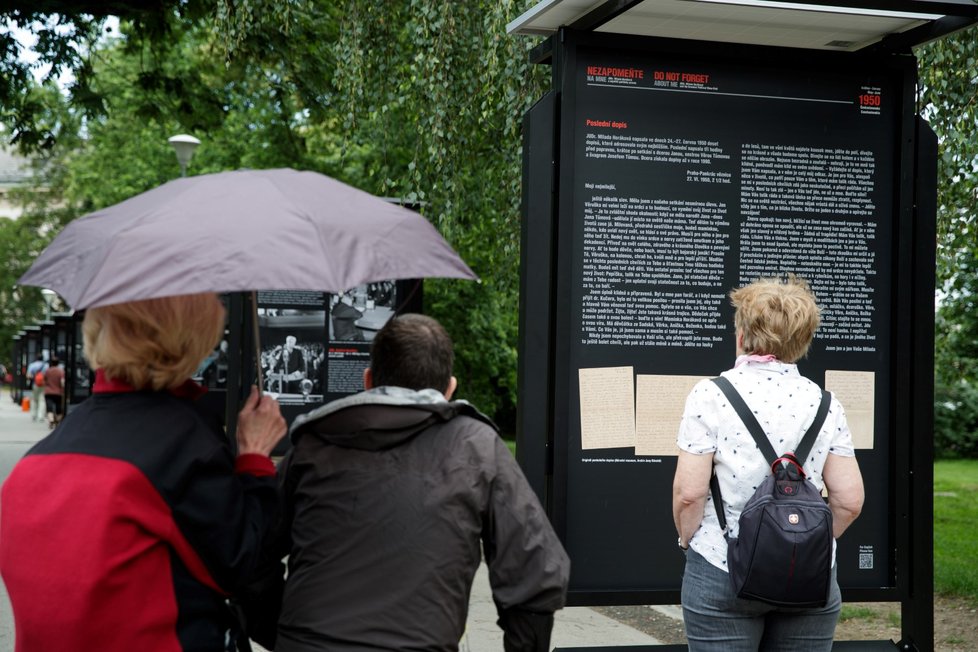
[935,381,978,458]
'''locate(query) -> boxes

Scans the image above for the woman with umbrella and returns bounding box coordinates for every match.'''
[0,292,288,651]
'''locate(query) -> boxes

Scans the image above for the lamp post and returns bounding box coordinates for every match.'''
[168,134,201,177]
[40,288,57,322]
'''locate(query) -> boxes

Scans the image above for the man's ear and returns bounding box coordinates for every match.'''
[444,376,457,400]
[363,367,374,390]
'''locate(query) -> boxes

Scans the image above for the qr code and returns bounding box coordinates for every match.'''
[859,553,874,570]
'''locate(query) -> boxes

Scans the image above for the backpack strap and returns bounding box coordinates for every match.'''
[793,388,832,468]
[712,376,778,464]
[707,376,831,534]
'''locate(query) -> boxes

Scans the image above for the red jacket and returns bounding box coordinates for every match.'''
[0,372,278,651]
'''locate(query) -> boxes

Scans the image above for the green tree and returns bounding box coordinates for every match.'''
[317,1,547,427]
[917,31,978,457]
[0,8,325,366]
[0,82,81,367]
[3,1,545,430]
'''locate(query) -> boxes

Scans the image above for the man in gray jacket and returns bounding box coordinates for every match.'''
[244,313,569,651]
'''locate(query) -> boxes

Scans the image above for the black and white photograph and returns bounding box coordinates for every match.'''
[257,290,328,406]
[328,281,398,342]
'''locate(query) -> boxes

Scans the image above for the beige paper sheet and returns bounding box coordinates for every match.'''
[635,374,709,456]
[824,369,875,449]
[578,366,635,450]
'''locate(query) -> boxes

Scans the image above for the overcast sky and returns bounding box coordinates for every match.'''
[7,16,119,87]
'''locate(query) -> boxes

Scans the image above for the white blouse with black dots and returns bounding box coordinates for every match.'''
[676,358,856,573]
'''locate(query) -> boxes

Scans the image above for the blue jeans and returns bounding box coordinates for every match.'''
[681,548,841,652]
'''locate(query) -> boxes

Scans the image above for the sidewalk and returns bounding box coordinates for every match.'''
[462,563,661,650]
[0,388,662,649]
[0,388,50,482]
[0,388,51,651]
[0,388,50,445]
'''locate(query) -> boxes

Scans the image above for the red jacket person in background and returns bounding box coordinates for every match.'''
[0,293,287,651]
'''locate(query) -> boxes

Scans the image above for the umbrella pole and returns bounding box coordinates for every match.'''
[251,291,264,398]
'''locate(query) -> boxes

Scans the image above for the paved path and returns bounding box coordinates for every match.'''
[462,563,661,650]
[0,387,661,649]
[0,388,49,651]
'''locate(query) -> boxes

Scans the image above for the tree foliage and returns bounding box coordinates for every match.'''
[320,1,548,426]
[916,30,978,457]
[1,1,545,431]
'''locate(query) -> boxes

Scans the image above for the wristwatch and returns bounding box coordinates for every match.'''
[678,537,689,551]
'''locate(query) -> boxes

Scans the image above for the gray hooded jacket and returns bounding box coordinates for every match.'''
[258,387,569,652]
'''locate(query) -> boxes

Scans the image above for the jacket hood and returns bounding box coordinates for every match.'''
[289,386,496,451]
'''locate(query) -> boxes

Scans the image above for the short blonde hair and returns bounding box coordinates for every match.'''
[83,293,225,391]
[730,275,820,363]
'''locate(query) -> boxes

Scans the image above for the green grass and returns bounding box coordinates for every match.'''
[839,605,876,621]
[504,438,516,457]
[934,459,978,601]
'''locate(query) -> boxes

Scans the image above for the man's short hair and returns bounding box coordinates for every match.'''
[83,293,225,391]
[370,314,453,393]
[730,274,820,363]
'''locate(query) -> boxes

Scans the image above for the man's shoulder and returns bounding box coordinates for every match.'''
[444,400,497,430]
[427,405,507,461]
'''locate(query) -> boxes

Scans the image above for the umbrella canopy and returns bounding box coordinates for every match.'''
[19,168,476,309]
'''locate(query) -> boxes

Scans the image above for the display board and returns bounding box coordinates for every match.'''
[250,280,422,427]
[535,33,920,603]
[67,316,91,405]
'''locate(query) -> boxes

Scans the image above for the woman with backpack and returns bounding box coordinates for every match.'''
[672,275,865,651]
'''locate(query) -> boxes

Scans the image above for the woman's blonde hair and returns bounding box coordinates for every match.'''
[730,274,820,363]
[83,293,225,391]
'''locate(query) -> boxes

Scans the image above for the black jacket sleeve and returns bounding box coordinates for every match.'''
[231,449,296,649]
[482,436,570,649]
[167,434,280,594]
[496,603,556,652]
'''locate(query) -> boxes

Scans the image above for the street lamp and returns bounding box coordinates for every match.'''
[168,134,201,177]
[40,288,57,321]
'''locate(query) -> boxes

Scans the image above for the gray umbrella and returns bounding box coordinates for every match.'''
[18,167,476,309]
[19,168,477,394]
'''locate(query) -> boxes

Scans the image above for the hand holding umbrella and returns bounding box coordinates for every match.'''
[236,386,287,456]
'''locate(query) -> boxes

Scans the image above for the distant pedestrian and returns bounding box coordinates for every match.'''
[25,355,47,422]
[42,357,65,429]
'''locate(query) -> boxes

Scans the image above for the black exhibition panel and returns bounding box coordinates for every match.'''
[63,312,92,408]
[517,89,558,506]
[901,116,938,646]
[18,327,40,409]
[10,334,23,405]
[51,314,70,363]
[239,280,423,442]
[38,321,56,363]
[22,327,39,374]
[517,27,936,635]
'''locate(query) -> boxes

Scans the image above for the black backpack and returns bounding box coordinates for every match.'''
[709,376,834,608]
